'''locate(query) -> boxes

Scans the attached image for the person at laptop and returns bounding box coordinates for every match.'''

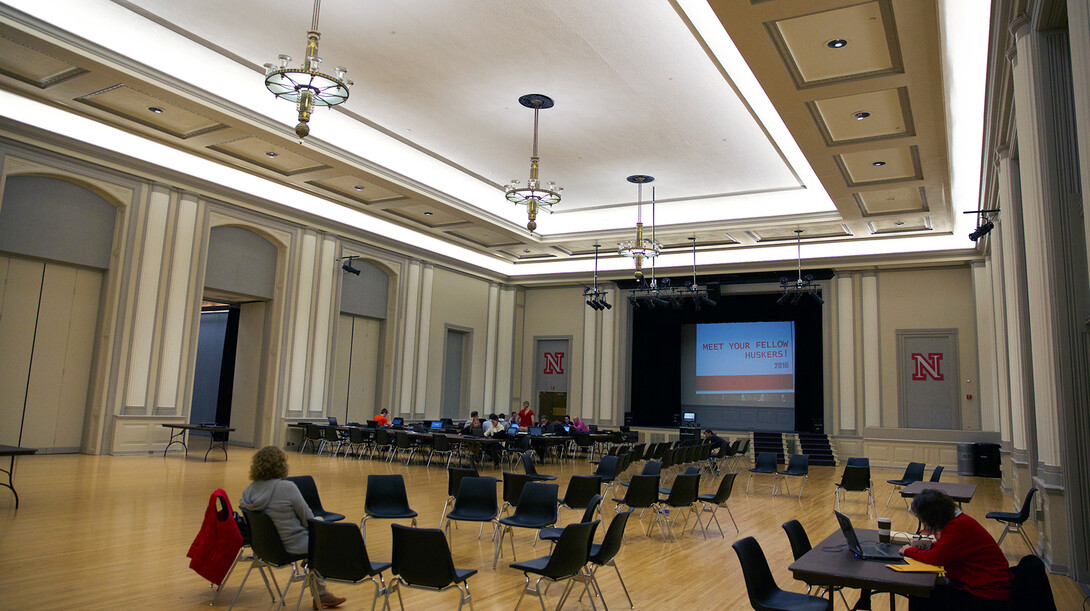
[483,414,504,437]
[572,417,589,433]
[899,489,1012,610]
[497,413,508,429]
[463,411,479,430]
[373,408,390,427]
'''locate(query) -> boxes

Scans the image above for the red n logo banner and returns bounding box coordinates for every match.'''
[910,352,944,381]
[543,352,565,375]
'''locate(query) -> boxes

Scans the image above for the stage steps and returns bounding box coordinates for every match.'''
[752,431,786,465]
[796,432,837,466]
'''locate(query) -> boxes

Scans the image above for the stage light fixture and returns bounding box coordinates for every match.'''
[969,219,994,241]
[338,255,362,276]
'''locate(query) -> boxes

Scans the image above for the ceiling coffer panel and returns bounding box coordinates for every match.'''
[0,33,87,88]
[308,176,407,205]
[868,217,931,234]
[748,223,851,242]
[809,87,914,145]
[444,226,521,248]
[76,84,226,139]
[208,136,329,176]
[384,203,468,228]
[836,145,922,187]
[767,0,903,88]
[854,186,928,216]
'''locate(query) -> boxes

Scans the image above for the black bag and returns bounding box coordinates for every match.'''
[233,510,251,542]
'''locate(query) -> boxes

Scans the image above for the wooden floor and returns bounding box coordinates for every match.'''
[0,446,1085,610]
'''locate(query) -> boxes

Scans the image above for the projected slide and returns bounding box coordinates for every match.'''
[695,322,794,394]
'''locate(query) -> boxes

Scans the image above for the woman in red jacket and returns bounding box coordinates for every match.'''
[900,489,1013,610]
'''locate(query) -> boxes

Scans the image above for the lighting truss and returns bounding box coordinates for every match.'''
[583,244,612,310]
[627,237,716,311]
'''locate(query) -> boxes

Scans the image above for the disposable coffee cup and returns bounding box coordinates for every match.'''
[878,518,892,543]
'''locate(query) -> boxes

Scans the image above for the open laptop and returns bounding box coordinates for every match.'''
[529,426,543,437]
[392,417,404,427]
[834,511,903,561]
[507,424,520,435]
[430,421,443,430]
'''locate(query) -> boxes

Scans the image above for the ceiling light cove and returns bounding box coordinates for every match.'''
[826,38,848,49]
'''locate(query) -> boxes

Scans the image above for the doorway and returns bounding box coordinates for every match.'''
[441,327,471,419]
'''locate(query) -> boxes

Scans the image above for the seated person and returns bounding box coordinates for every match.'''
[560,415,573,428]
[463,411,479,430]
[240,447,346,608]
[497,413,508,429]
[373,408,390,427]
[537,415,551,431]
[900,489,1013,610]
[572,417,590,433]
[481,415,504,466]
[702,428,730,456]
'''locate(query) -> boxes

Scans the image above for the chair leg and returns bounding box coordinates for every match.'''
[886,486,897,507]
[746,473,753,493]
[797,476,807,499]
[611,560,634,609]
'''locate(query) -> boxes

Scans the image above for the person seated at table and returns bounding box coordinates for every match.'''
[572,417,589,433]
[463,411,479,430]
[537,415,551,430]
[483,414,505,437]
[560,415,573,429]
[240,446,346,608]
[899,489,1012,611]
[517,401,535,427]
[497,413,508,429]
[373,408,390,427]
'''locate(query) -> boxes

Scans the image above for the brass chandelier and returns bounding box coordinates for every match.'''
[505,94,563,232]
[617,175,662,280]
[263,0,352,138]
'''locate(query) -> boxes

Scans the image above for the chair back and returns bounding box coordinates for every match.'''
[683,466,701,477]
[433,433,451,452]
[665,473,700,506]
[284,475,327,514]
[349,427,366,444]
[502,472,538,507]
[447,466,480,497]
[1015,488,1038,523]
[709,472,738,504]
[535,521,600,579]
[617,451,633,474]
[904,461,926,482]
[395,431,412,449]
[561,475,603,509]
[1010,553,1057,611]
[846,456,869,467]
[753,452,777,473]
[839,465,871,491]
[590,510,632,565]
[243,508,303,566]
[631,443,646,460]
[785,454,810,474]
[390,525,460,589]
[578,494,603,523]
[781,520,812,561]
[574,432,593,448]
[449,476,498,520]
[365,474,413,515]
[520,452,541,476]
[737,439,750,455]
[592,455,619,482]
[641,460,663,477]
[305,424,323,441]
[661,448,677,470]
[510,482,559,525]
[622,474,660,509]
[732,536,781,606]
[929,465,944,482]
[374,429,391,446]
[323,426,339,442]
[308,519,377,581]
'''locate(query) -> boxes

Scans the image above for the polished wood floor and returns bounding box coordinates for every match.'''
[0,446,1085,610]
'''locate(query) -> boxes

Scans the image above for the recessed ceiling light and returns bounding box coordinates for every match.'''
[872,161,886,167]
[853,111,871,120]
[894,220,906,226]
[423,211,433,216]
[264,151,278,158]
[826,38,848,49]
[147,106,164,114]
[353,185,364,191]
[523,249,531,254]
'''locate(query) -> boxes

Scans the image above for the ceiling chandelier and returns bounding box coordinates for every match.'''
[628,237,716,311]
[617,175,661,280]
[263,0,352,139]
[582,244,612,310]
[505,94,563,232]
[779,230,823,305]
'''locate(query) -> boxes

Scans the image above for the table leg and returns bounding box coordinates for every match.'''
[204,431,230,461]
[1,455,18,509]
[163,427,188,458]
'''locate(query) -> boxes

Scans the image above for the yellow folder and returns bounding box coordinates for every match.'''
[888,557,945,574]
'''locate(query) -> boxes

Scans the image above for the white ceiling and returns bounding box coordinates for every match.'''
[0,0,990,278]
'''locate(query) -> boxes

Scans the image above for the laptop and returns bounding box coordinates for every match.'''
[529,426,543,437]
[327,416,338,426]
[430,421,443,430]
[392,417,404,427]
[562,425,571,434]
[507,424,520,435]
[834,511,903,561]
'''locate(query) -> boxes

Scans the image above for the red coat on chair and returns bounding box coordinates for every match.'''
[187,488,244,585]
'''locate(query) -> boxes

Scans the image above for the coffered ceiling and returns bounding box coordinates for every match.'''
[0,0,987,279]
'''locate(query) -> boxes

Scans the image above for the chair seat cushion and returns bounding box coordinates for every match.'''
[367,509,419,519]
[763,589,831,611]
[498,516,554,529]
[538,526,563,541]
[529,475,558,481]
[986,511,1021,521]
[777,470,806,476]
[749,467,775,474]
[886,479,911,486]
[453,567,477,583]
[370,560,393,574]
[314,510,346,522]
[509,556,552,574]
[695,494,716,503]
[446,509,497,522]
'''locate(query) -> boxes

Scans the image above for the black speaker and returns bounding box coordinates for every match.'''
[624,412,634,426]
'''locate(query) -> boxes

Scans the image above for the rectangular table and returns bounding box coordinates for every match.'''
[899,481,977,504]
[789,529,936,610]
[0,445,37,509]
[161,423,236,461]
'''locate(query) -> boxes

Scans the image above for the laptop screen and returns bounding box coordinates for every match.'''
[834,510,864,557]
[507,425,520,435]
[529,426,543,437]
[430,421,442,429]
[392,417,404,426]
[563,425,571,434]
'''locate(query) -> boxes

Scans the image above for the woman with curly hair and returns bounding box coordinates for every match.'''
[240,446,345,608]
[900,489,1012,610]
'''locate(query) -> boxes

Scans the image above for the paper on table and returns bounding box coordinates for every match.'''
[888,557,944,575]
